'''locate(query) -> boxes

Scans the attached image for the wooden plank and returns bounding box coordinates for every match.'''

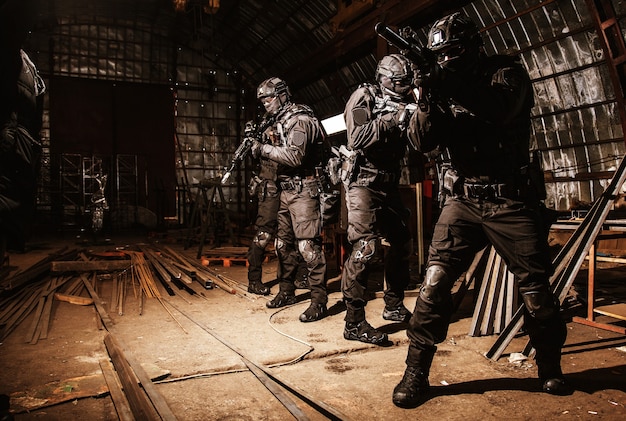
[104,334,177,421]
[25,295,46,343]
[505,271,515,326]
[0,247,78,292]
[37,291,55,341]
[10,374,108,413]
[243,359,310,421]
[494,266,507,334]
[51,261,131,272]
[81,274,113,329]
[0,288,41,341]
[104,334,160,421]
[110,275,118,313]
[469,246,496,336]
[202,246,249,256]
[594,303,626,321]
[54,293,94,306]
[99,358,135,421]
[62,276,85,296]
[480,253,503,336]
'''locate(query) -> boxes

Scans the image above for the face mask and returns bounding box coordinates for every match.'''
[380,75,411,98]
[261,95,281,115]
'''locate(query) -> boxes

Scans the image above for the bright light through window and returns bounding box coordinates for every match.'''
[321,113,346,135]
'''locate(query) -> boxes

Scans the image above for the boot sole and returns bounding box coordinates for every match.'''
[392,384,430,408]
[343,332,388,344]
[266,298,296,309]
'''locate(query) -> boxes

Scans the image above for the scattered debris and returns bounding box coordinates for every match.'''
[507,352,527,365]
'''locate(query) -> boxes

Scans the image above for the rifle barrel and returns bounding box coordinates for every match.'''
[375,23,411,51]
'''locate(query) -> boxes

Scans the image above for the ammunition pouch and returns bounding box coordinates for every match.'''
[338,145,359,183]
[437,164,461,206]
[264,180,278,199]
[248,175,263,197]
[326,156,342,186]
[320,190,341,225]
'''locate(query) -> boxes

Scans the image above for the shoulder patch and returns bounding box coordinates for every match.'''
[291,128,306,147]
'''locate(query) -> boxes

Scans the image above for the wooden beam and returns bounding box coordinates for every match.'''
[103,334,161,421]
[81,274,113,329]
[51,260,131,273]
[285,0,473,94]
[99,358,135,421]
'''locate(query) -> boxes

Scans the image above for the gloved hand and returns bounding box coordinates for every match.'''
[380,103,406,130]
[414,62,443,90]
[250,140,263,158]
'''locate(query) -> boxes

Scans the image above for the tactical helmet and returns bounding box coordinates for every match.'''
[427,12,482,71]
[257,77,291,115]
[375,54,413,99]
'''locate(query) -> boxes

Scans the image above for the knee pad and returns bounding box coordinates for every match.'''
[252,231,273,249]
[297,239,322,263]
[350,238,376,264]
[521,285,559,320]
[419,265,451,305]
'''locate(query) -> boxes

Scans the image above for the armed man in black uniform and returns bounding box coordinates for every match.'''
[1,0,45,266]
[250,77,328,322]
[245,119,309,296]
[339,54,416,344]
[244,119,279,296]
[392,12,570,407]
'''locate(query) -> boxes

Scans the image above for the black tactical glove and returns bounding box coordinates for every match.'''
[413,62,444,90]
[380,103,406,130]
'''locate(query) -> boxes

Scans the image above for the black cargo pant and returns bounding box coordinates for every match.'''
[406,196,567,373]
[341,182,412,323]
[247,180,280,284]
[276,179,327,304]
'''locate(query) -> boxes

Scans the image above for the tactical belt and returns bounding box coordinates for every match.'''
[359,166,398,183]
[279,180,299,191]
[279,176,316,192]
[463,183,516,200]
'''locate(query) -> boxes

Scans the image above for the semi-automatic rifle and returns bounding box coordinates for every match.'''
[375,22,437,74]
[221,117,275,184]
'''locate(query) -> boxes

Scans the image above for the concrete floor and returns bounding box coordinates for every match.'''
[1,231,625,420]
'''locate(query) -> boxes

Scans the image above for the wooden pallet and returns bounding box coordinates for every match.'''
[201,254,273,267]
[203,256,249,267]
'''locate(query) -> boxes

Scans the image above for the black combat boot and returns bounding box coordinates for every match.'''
[266,291,296,308]
[299,302,327,322]
[343,320,388,344]
[247,281,270,295]
[539,364,572,395]
[382,304,412,322]
[392,366,430,408]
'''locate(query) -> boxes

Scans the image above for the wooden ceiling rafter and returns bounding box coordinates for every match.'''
[284,0,472,94]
